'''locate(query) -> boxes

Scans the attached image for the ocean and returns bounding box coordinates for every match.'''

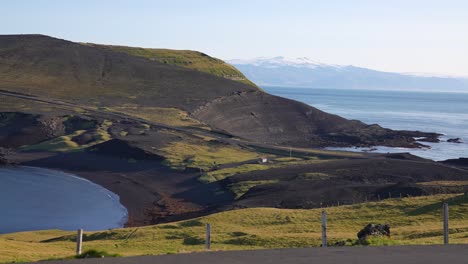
[0,166,128,233]
[264,86,468,161]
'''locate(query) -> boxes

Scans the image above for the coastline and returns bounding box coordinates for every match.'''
[0,165,128,233]
[326,136,467,161]
[264,87,468,161]
[8,150,217,228]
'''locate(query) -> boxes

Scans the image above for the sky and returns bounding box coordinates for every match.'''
[1,0,468,76]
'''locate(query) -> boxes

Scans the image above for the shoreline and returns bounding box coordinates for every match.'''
[8,152,158,227]
[7,150,217,228]
[326,140,468,161]
[0,165,129,233]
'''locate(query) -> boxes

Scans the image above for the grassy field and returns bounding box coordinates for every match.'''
[199,157,329,183]
[1,194,467,263]
[0,96,90,116]
[160,141,260,170]
[199,164,270,183]
[107,106,207,128]
[250,145,365,159]
[94,44,258,87]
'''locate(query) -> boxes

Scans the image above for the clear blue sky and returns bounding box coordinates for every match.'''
[2,0,467,76]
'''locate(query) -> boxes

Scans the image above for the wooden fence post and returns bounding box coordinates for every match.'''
[206,223,211,250]
[443,203,449,245]
[321,210,327,247]
[76,229,83,255]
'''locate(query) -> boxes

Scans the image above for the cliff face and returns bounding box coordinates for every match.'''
[0,35,437,148]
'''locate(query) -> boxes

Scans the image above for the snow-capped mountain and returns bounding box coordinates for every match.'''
[228,56,337,69]
[228,57,468,92]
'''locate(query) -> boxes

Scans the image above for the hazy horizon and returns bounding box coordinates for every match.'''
[1,0,467,76]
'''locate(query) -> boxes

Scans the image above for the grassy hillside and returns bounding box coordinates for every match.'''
[91,44,258,87]
[0,35,258,112]
[1,194,467,263]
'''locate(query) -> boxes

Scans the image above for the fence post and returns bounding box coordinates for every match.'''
[76,229,83,255]
[443,203,449,245]
[206,223,211,250]
[321,210,327,247]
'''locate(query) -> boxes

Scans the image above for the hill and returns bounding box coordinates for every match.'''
[0,35,439,148]
[1,194,467,263]
[88,44,258,87]
[229,57,468,92]
[0,35,258,111]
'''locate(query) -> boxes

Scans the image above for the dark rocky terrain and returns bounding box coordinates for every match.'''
[441,158,468,168]
[0,147,12,165]
[224,154,468,209]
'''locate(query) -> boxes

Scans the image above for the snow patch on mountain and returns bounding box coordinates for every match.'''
[227,56,468,92]
[228,56,344,70]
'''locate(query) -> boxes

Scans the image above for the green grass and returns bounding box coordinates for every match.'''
[21,120,112,152]
[251,145,364,159]
[161,141,260,170]
[199,158,331,184]
[95,45,258,87]
[20,130,85,152]
[228,180,280,199]
[199,164,270,183]
[1,194,467,263]
[108,106,206,128]
[418,181,468,186]
[273,157,304,162]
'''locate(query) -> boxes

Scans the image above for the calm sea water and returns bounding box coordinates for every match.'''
[264,86,468,161]
[0,166,128,233]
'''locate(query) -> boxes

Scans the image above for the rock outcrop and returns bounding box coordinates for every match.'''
[357,223,391,242]
[447,138,463,143]
[0,147,15,165]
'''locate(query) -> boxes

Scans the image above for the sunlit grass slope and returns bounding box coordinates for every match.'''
[1,194,467,263]
[93,44,258,87]
[161,141,260,170]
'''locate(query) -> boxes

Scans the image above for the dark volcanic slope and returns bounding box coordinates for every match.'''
[225,157,468,209]
[0,35,437,148]
[192,91,437,147]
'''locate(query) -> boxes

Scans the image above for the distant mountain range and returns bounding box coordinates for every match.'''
[228,57,468,92]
